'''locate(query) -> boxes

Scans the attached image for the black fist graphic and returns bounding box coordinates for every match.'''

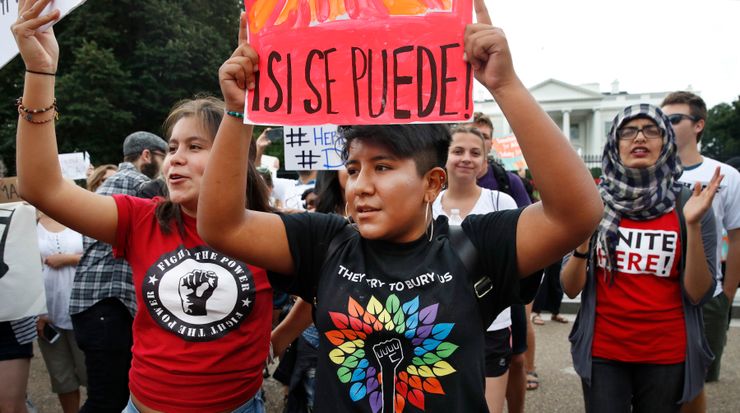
[178,269,218,316]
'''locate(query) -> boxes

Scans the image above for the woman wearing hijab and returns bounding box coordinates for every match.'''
[561,104,722,412]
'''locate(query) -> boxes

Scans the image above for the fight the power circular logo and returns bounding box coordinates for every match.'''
[143,246,255,341]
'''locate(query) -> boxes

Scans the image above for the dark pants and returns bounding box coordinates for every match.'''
[702,292,730,381]
[532,259,564,314]
[582,357,684,413]
[72,298,133,413]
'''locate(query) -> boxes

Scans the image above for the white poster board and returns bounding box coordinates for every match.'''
[0,202,45,321]
[283,125,344,171]
[58,151,90,180]
[1,0,87,69]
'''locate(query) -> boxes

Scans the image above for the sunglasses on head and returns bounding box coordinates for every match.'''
[667,113,698,125]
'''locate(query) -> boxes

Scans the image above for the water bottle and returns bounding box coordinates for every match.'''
[448,208,463,226]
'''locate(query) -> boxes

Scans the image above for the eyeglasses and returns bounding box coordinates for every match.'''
[616,125,664,141]
[667,113,698,125]
[151,150,167,158]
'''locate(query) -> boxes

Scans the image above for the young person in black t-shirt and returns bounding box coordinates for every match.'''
[199,1,603,411]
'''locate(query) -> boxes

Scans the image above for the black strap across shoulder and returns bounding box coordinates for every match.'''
[448,225,498,328]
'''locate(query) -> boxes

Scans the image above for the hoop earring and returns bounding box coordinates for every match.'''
[344,202,358,230]
[424,201,434,242]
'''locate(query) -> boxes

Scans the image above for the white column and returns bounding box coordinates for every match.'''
[562,110,571,139]
[592,108,603,155]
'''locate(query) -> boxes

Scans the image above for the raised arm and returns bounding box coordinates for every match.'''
[13,0,118,244]
[560,239,590,299]
[197,13,294,275]
[682,169,723,304]
[465,0,603,277]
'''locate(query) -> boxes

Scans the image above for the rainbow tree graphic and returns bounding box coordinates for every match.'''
[326,294,457,412]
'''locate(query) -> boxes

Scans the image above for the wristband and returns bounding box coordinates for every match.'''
[26,69,56,76]
[572,250,589,259]
[225,110,244,119]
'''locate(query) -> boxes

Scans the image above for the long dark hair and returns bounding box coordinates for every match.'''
[155,96,272,234]
[315,170,345,215]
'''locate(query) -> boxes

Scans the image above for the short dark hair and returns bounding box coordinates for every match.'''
[473,112,493,130]
[339,124,451,176]
[315,170,345,215]
[661,91,707,141]
[123,153,141,163]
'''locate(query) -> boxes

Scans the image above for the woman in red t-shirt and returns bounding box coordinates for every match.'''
[562,104,722,412]
[12,5,274,412]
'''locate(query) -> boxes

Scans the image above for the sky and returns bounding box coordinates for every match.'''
[473,0,740,107]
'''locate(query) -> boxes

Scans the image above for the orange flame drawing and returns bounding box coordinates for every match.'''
[247,0,453,33]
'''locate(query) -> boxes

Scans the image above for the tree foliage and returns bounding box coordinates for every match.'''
[0,0,245,175]
[702,96,740,162]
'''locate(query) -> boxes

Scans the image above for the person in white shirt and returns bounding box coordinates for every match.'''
[662,91,740,412]
[433,125,518,413]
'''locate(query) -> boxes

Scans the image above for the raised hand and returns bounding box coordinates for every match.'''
[463,0,518,93]
[219,12,259,113]
[10,0,61,74]
[256,129,271,151]
[683,166,723,225]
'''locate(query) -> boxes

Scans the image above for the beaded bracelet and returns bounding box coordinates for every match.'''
[16,97,59,124]
[225,110,244,119]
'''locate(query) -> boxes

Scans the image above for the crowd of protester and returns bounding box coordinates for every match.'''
[2,0,739,412]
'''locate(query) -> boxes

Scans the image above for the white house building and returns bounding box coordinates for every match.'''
[474,79,680,169]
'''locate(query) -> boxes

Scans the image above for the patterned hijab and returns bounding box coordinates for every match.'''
[597,104,683,279]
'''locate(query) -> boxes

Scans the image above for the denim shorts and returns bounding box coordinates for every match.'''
[123,390,265,413]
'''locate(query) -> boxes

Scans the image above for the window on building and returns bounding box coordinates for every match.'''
[570,124,580,141]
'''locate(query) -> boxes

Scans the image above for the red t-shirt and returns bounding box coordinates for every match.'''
[592,210,686,364]
[112,195,272,412]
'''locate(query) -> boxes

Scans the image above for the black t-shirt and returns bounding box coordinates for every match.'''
[277,210,521,412]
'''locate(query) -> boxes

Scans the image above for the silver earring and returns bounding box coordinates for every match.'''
[345,202,357,229]
[345,202,352,224]
[424,201,434,242]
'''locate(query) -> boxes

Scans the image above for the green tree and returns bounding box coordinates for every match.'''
[0,0,244,175]
[702,96,740,162]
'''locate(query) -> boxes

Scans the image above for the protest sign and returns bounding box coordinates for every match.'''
[244,0,473,125]
[0,202,45,321]
[282,125,343,170]
[491,135,527,171]
[0,177,21,204]
[1,0,87,70]
[58,151,90,180]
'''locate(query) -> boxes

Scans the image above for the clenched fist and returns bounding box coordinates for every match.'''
[178,270,218,316]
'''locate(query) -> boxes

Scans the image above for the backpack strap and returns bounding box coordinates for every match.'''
[489,161,512,196]
[448,225,497,327]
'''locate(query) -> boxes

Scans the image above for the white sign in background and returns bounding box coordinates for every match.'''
[0,202,45,321]
[1,0,87,69]
[282,125,344,171]
[58,151,90,180]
